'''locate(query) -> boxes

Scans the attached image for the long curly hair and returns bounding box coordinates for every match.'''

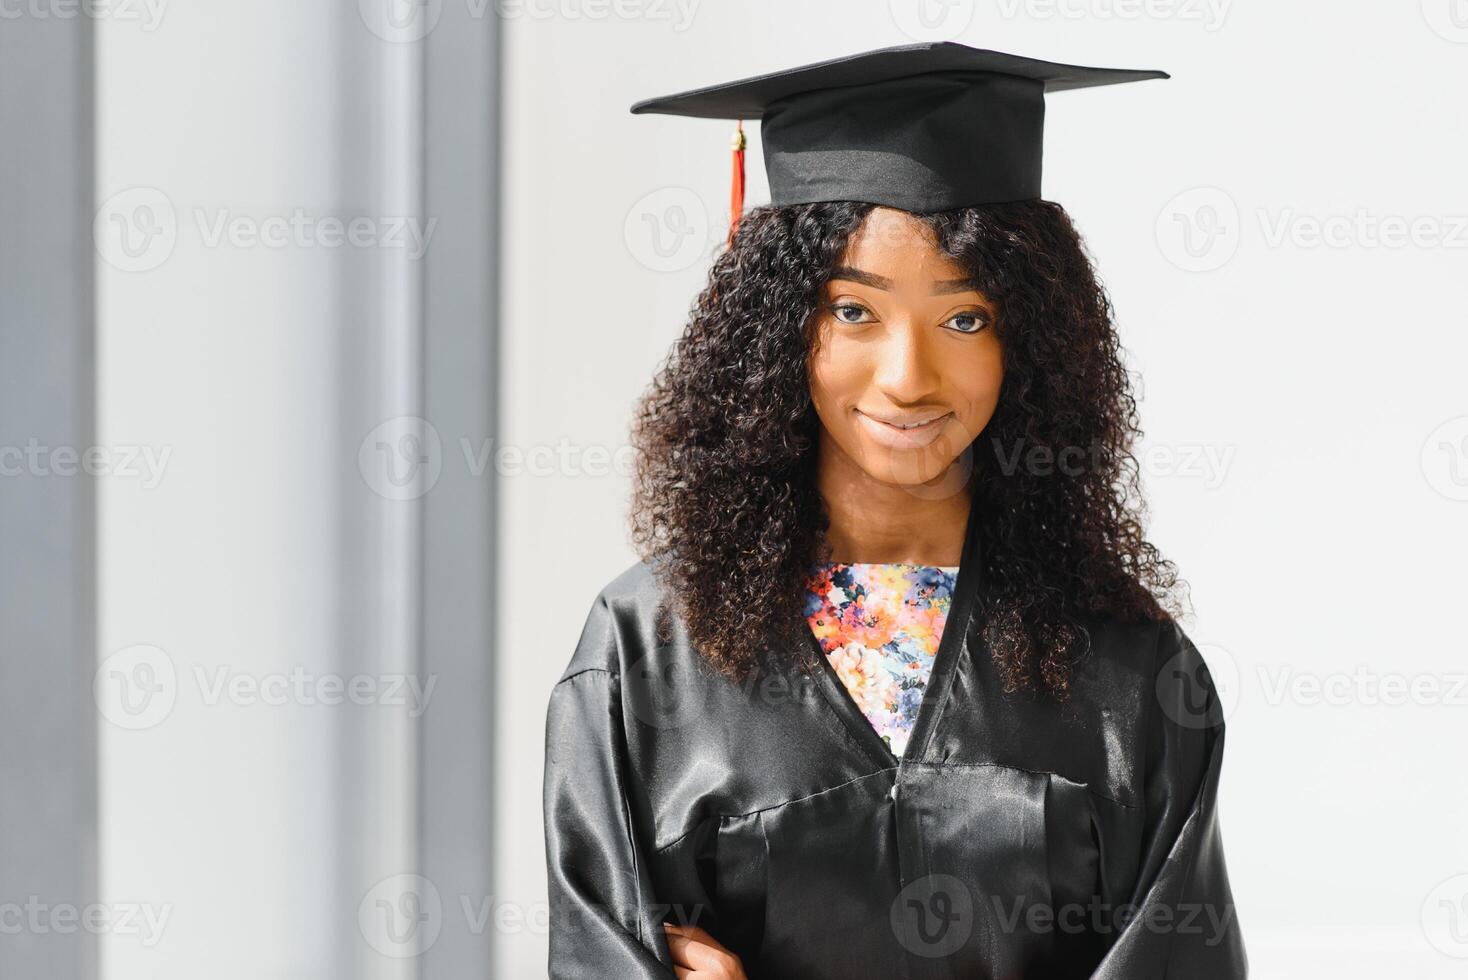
[629,200,1187,698]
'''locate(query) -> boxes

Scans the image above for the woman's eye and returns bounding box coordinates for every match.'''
[945,311,989,334]
[831,303,873,324]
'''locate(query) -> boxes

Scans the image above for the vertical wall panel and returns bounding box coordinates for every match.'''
[0,12,98,980]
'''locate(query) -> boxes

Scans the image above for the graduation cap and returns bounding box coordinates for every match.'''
[630,41,1168,244]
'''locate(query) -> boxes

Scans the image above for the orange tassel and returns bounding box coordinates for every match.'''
[727,119,746,248]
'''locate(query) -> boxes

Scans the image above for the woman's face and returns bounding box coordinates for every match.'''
[808,207,1004,490]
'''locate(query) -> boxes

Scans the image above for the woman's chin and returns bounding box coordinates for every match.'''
[857,449,973,499]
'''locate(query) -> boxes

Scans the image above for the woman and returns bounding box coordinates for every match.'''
[544,44,1245,979]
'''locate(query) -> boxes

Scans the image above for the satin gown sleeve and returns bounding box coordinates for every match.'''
[542,594,676,979]
[1091,621,1247,978]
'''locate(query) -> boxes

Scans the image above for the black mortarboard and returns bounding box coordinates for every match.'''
[630,41,1168,229]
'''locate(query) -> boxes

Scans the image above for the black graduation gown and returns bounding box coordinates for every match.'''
[543,511,1247,979]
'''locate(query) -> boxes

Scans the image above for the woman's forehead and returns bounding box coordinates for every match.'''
[837,212,962,270]
[848,207,937,247]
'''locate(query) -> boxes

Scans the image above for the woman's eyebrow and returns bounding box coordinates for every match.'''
[829,265,981,295]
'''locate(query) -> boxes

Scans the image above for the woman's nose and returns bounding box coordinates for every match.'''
[871,320,941,404]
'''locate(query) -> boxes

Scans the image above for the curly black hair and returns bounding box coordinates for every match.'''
[629,199,1187,698]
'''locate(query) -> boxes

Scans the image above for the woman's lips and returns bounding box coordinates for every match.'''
[854,409,954,450]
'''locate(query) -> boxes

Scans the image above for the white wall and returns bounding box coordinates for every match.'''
[97,4,422,978]
[500,3,1468,978]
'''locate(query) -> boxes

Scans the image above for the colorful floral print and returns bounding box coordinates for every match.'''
[803,562,958,758]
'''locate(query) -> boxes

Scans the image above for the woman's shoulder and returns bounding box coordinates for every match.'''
[1071,612,1200,685]
[1070,612,1224,729]
[595,557,662,608]
[556,558,676,682]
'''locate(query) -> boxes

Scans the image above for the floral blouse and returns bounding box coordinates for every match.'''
[802,562,960,758]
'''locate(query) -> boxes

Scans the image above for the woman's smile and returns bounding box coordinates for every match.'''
[854,407,954,450]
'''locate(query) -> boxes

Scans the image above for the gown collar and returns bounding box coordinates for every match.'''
[801,500,985,770]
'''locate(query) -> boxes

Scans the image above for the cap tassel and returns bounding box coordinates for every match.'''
[727,119,746,248]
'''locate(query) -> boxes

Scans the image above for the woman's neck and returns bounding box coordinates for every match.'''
[815,436,971,565]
